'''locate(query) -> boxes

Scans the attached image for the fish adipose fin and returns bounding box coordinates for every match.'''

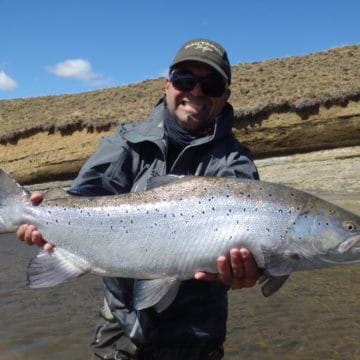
[27,248,90,288]
[133,277,181,312]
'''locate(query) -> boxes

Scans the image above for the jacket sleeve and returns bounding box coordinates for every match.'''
[205,137,260,180]
[215,149,260,180]
[69,126,134,196]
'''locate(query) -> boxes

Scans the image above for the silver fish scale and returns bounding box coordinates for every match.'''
[11,175,359,280]
[22,187,297,279]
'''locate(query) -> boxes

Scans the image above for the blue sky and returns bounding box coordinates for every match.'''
[1,0,359,100]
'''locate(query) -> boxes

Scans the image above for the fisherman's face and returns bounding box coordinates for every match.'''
[165,61,230,131]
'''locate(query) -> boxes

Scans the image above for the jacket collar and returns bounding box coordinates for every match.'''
[122,97,234,145]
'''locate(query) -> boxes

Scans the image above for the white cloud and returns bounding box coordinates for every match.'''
[0,70,17,91]
[47,58,98,81]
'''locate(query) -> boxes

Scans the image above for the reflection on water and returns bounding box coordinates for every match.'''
[0,192,358,359]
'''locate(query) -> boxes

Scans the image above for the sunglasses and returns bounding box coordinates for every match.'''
[169,71,227,97]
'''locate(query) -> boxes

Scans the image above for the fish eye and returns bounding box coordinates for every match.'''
[343,221,356,232]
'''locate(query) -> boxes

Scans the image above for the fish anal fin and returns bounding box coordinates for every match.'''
[27,248,90,288]
[133,277,181,312]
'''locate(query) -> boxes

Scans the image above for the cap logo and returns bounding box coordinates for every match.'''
[184,40,223,56]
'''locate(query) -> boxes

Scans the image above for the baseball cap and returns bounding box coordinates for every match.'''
[169,39,231,84]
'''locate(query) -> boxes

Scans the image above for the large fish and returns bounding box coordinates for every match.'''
[0,168,359,311]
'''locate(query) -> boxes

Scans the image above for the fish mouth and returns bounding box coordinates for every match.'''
[322,233,360,265]
[338,233,360,253]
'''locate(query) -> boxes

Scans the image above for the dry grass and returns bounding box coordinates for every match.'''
[1,44,359,144]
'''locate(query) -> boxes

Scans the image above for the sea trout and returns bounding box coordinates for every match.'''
[0,168,359,311]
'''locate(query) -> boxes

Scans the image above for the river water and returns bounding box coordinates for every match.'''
[0,191,359,360]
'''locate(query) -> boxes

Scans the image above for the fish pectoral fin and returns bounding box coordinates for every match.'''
[263,248,301,276]
[27,248,89,288]
[133,277,181,312]
[261,275,290,297]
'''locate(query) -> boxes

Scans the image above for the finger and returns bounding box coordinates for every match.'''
[43,242,55,251]
[31,230,46,247]
[240,248,262,287]
[30,191,44,204]
[194,271,218,281]
[217,255,233,286]
[16,224,28,240]
[229,248,245,280]
[24,225,37,245]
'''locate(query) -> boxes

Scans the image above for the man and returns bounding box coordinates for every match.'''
[18,39,276,359]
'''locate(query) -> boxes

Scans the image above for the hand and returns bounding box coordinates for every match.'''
[16,191,55,251]
[195,248,263,289]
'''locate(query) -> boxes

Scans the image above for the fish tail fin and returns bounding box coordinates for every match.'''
[0,168,29,233]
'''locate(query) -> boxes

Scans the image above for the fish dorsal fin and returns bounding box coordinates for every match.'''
[133,277,181,312]
[146,175,186,190]
[44,187,69,201]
